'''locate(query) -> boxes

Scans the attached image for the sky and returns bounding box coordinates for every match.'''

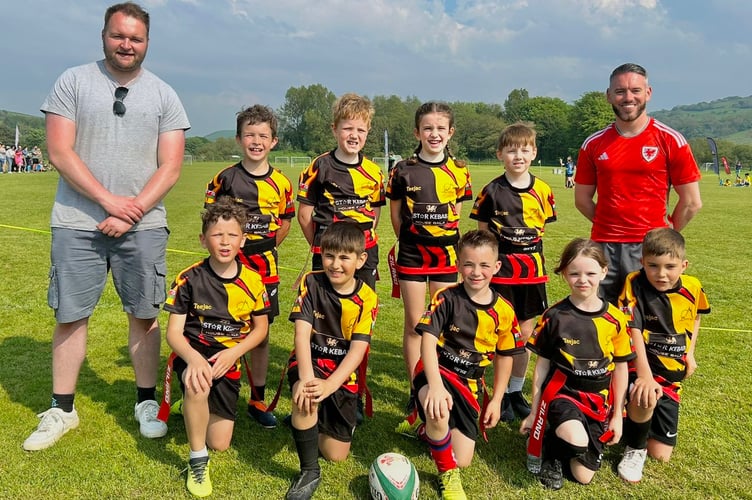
[4,0,752,137]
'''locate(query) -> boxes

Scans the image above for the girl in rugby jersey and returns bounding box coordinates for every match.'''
[520,238,634,490]
[386,101,472,433]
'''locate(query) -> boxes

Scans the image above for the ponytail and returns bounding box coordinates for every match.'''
[406,143,422,165]
[446,146,466,168]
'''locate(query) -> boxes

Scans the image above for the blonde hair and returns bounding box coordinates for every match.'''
[332,93,374,128]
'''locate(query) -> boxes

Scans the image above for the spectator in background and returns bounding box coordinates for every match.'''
[0,144,6,173]
[14,147,24,172]
[5,146,13,172]
[564,156,575,188]
[32,146,43,171]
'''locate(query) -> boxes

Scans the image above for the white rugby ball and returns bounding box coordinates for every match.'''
[369,452,419,500]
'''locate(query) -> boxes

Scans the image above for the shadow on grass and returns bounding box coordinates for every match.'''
[1,335,181,464]
[349,473,370,499]
[159,340,301,482]
[1,334,299,479]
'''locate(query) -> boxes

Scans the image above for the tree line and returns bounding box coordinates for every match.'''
[185,85,617,164]
[184,84,752,168]
[6,86,752,168]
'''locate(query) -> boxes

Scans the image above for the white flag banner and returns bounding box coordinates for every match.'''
[15,125,19,147]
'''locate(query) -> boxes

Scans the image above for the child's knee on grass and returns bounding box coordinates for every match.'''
[570,460,596,485]
[319,434,350,462]
[207,435,232,452]
[648,439,674,462]
[206,416,235,451]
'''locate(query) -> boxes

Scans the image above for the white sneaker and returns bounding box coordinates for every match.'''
[23,407,80,451]
[618,446,648,483]
[134,400,167,438]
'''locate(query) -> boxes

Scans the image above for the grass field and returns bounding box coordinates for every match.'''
[1,163,750,499]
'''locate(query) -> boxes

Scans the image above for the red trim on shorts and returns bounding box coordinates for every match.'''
[491,276,548,285]
[395,263,458,275]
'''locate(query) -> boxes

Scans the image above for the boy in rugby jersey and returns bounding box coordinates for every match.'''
[165,197,271,497]
[205,104,295,429]
[285,222,379,500]
[414,230,524,499]
[296,93,385,291]
[616,228,710,483]
[470,122,556,423]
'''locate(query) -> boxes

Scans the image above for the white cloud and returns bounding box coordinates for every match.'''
[3,0,752,136]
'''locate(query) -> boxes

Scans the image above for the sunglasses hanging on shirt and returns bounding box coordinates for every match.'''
[113,86,129,116]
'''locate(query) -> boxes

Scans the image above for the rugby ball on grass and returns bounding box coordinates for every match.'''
[369,452,419,500]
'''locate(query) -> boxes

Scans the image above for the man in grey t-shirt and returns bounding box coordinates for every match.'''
[24,2,190,452]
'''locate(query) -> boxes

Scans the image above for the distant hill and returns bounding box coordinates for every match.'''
[203,130,235,141]
[7,94,752,145]
[195,97,752,145]
[652,95,752,145]
[0,110,44,129]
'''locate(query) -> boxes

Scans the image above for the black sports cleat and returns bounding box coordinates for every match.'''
[500,394,515,422]
[539,458,564,490]
[285,469,322,500]
[508,391,531,419]
[356,397,365,425]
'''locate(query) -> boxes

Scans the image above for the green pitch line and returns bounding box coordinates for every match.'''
[0,223,50,234]
[699,326,752,333]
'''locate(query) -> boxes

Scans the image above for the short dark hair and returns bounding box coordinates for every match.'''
[201,196,247,234]
[236,104,278,138]
[642,227,686,260]
[104,2,150,35]
[609,63,647,84]
[458,229,498,256]
[319,222,365,255]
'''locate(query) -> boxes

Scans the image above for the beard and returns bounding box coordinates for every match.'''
[103,45,146,74]
[611,101,646,122]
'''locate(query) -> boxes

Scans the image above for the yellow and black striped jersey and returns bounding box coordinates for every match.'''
[529,298,635,396]
[205,163,295,282]
[165,258,271,357]
[205,163,295,243]
[470,173,556,284]
[386,155,472,242]
[618,270,710,383]
[297,151,385,246]
[417,284,524,385]
[289,271,378,392]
